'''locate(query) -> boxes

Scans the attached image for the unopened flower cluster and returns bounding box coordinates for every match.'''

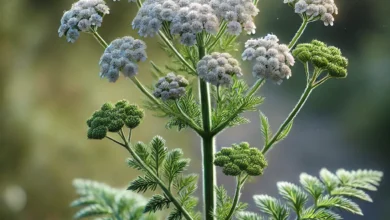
[99,37,147,82]
[210,0,259,35]
[58,0,110,43]
[293,40,348,78]
[153,73,189,101]
[214,142,268,176]
[170,3,219,46]
[242,34,295,84]
[87,100,144,139]
[285,0,338,26]
[197,52,243,87]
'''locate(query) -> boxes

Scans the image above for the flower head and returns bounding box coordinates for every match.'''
[197,52,243,87]
[132,0,181,37]
[170,3,220,46]
[293,40,348,78]
[99,37,147,82]
[211,0,259,35]
[214,142,268,176]
[87,100,144,139]
[242,34,294,84]
[153,73,189,101]
[286,0,338,26]
[58,0,110,43]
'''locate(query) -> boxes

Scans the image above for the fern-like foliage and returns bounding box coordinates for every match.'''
[127,136,200,219]
[215,186,248,219]
[71,179,157,220]
[144,88,202,131]
[237,168,383,220]
[211,79,264,133]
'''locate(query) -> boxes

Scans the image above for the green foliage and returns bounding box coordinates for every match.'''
[293,40,348,78]
[238,168,383,220]
[144,88,202,131]
[212,79,264,133]
[214,142,268,176]
[126,136,200,219]
[86,100,144,139]
[215,186,247,219]
[71,179,156,220]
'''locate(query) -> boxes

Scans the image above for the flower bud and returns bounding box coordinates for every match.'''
[293,40,348,78]
[214,142,268,176]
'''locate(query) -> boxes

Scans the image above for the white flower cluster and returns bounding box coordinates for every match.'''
[197,52,243,87]
[170,3,219,46]
[210,0,259,35]
[153,73,189,101]
[133,0,220,45]
[58,0,110,43]
[285,0,338,26]
[242,34,295,84]
[99,37,147,82]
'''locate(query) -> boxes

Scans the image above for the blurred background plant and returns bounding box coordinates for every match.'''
[0,0,389,219]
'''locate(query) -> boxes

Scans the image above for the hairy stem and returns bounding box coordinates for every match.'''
[92,31,109,48]
[119,131,194,220]
[198,43,216,220]
[288,18,308,49]
[225,175,248,220]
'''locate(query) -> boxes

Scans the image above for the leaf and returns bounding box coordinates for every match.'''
[337,169,383,191]
[330,186,372,202]
[143,194,171,213]
[127,175,158,193]
[74,204,111,219]
[319,168,340,192]
[215,185,247,219]
[236,211,264,220]
[299,173,325,201]
[277,182,308,215]
[150,136,167,176]
[317,195,362,215]
[71,179,156,220]
[275,121,293,143]
[253,195,289,220]
[133,142,150,165]
[259,112,272,146]
[301,207,341,220]
[164,149,190,184]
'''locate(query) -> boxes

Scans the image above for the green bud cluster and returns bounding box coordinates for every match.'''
[293,40,348,78]
[214,142,268,176]
[86,100,144,139]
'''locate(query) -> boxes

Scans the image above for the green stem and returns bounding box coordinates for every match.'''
[288,18,308,49]
[198,43,216,220]
[120,131,194,220]
[92,31,108,48]
[158,31,197,74]
[262,82,314,154]
[175,100,203,132]
[207,22,227,51]
[224,175,248,220]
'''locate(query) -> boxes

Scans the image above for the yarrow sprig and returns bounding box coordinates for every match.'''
[58,0,383,220]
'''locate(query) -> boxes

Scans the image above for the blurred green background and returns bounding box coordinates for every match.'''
[0,0,389,219]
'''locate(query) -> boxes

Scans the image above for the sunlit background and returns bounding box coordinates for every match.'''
[1,0,389,219]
